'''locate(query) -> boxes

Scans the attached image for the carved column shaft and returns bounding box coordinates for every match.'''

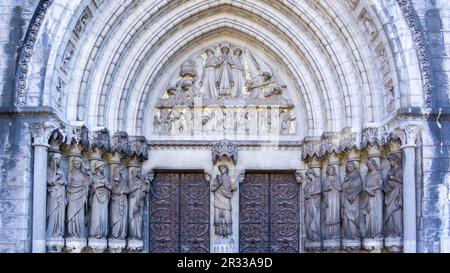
[29,122,57,253]
[399,125,421,253]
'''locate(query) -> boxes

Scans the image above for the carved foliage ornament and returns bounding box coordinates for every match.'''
[212,140,238,165]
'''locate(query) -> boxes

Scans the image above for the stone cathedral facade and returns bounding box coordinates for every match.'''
[0,0,449,253]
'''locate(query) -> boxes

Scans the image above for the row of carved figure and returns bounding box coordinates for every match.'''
[302,153,403,244]
[47,154,150,243]
[154,107,296,135]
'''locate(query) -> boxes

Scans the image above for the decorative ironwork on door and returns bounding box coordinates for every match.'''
[240,172,300,253]
[149,172,210,253]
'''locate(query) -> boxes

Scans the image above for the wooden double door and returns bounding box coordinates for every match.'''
[239,172,300,253]
[149,171,210,253]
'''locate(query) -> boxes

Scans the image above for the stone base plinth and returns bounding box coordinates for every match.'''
[88,238,108,253]
[108,239,126,253]
[212,238,235,253]
[46,237,65,253]
[322,239,340,252]
[127,239,144,253]
[305,240,322,252]
[384,237,402,252]
[342,239,361,251]
[65,238,87,253]
[363,238,384,253]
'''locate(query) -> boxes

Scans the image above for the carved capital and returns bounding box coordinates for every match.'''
[111,131,130,156]
[145,172,155,183]
[86,147,104,161]
[302,140,322,161]
[129,136,148,160]
[212,140,238,165]
[27,121,58,148]
[238,172,246,184]
[344,147,361,162]
[67,124,90,148]
[49,127,67,153]
[295,170,303,184]
[361,127,381,148]
[399,124,422,148]
[91,128,110,152]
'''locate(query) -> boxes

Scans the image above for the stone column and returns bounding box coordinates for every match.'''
[28,121,57,253]
[400,125,421,253]
[363,144,384,252]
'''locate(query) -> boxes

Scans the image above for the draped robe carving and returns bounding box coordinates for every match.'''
[342,161,362,240]
[384,153,403,237]
[211,164,237,237]
[89,162,111,239]
[110,167,129,240]
[67,158,91,238]
[304,169,321,242]
[128,169,150,240]
[322,166,341,240]
[363,159,383,239]
[46,153,67,238]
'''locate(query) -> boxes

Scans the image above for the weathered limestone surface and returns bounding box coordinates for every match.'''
[0,0,449,253]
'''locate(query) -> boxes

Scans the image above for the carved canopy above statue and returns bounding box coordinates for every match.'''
[152,43,298,140]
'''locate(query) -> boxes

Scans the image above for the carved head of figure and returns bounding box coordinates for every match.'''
[233,48,243,56]
[326,165,337,177]
[94,161,105,175]
[72,157,83,171]
[388,153,401,168]
[345,161,356,174]
[131,168,141,180]
[366,159,378,172]
[218,164,229,175]
[205,48,215,57]
[305,169,318,181]
[220,45,230,55]
[166,86,177,98]
[50,153,62,169]
[262,71,272,82]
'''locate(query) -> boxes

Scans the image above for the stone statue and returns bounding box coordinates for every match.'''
[211,164,237,237]
[110,166,129,240]
[46,153,67,238]
[217,45,234,98]
[231,48,246,98]
[322,165,341,240]
[199,48,219,98]
[89,161,111,239]
[128,169,150,240]
[304,169,322,242]
[247,72,286,100]
[280,109,296,135]
[342,161,362,240]
[384,153,403,237]
[67,157,91,238]
[363,159,384,239]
